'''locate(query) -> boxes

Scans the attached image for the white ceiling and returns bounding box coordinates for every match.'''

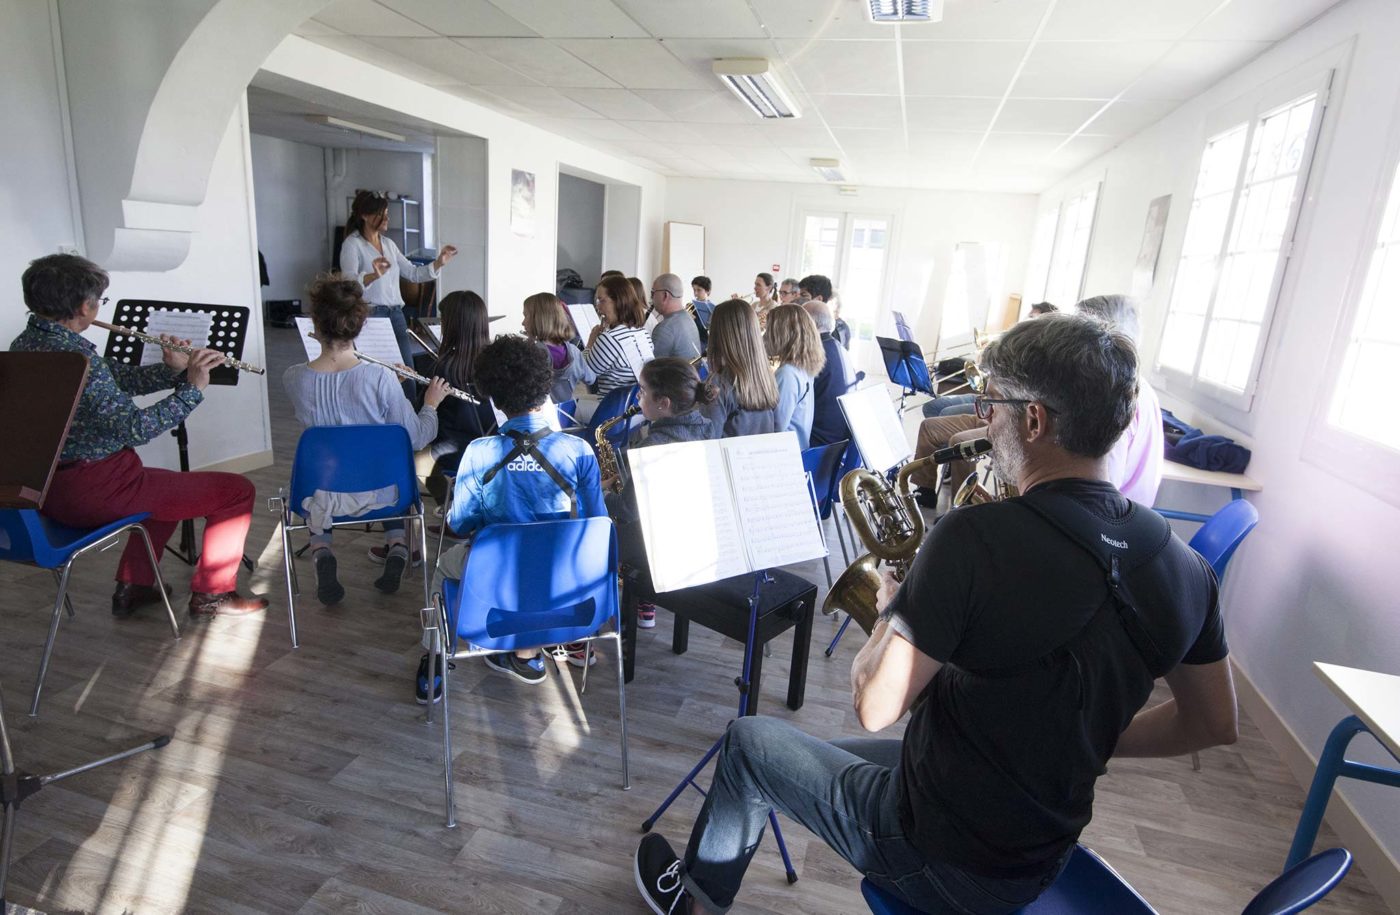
[292,0,1343,193]
[247,78,475,153]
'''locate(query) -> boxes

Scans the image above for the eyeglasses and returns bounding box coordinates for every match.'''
[650,289,672,299]
[974,396,1059,420]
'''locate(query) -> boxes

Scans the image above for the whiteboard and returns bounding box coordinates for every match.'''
[663,221,705,284]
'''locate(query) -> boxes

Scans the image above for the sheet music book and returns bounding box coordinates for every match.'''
[838,383,912,473]
[628,431,826,593]
[565,303,600,340]
[140,310,215,365]
[294,316,403,367]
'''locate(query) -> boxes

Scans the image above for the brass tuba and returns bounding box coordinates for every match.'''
[820,456,936,636]
[595,405,641,493]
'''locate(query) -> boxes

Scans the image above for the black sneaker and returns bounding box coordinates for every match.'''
[635,833,689,914]
[374,544,409,594]
[415,652,455,705]
[314,550,345,605]
[483,652,547,684]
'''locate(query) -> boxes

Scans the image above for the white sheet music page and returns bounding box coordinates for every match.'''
[839,384,912,472]
[722,432,826,570]
[293,316,402,367]
[490,398,561,432]
[566,303,600,339]
[140,310,214,365]
[628,440,748,592]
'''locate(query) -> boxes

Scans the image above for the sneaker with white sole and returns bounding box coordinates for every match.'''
[483,652,547,684]
[637,602,657,629]
[367,544,423,567]
[635,833,690,914]
[561,641,598,668]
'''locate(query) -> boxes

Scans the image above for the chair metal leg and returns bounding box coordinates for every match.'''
[434,488,453,570]
[133,524,180,640]
[280,521,299,649]
[580,640,592,695]
[614,631,630,791]
[30,562,74,717]
[821,552,832,588]
[832,512,850,565]
[50,570,75,620]
[1191,750,1201,772]
[439,612,457,828]
[417,512,432,608]
[825,613,854,658]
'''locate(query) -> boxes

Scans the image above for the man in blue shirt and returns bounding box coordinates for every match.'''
[803,300,857,447]
[420,335,607,699]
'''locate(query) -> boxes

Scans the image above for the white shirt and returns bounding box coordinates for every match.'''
[339,231,439,307]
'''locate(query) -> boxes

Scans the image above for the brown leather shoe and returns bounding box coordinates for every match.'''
[111,582,173,619]
[188,591,269,618]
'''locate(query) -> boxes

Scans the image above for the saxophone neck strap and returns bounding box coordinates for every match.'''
[482,427,578,519]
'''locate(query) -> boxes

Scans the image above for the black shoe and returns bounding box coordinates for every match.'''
[483,652,547,684]
[188,591,269,618]
[913,486,940,509]
[415,652,455,705]
[635,833,689,915]
[314,550,345,605]
[111,582,173,618]
[374,545,409,594]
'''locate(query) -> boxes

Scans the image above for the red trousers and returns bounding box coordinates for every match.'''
[42,448,254,594]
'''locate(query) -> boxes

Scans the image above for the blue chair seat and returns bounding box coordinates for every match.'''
[2,511,152,568]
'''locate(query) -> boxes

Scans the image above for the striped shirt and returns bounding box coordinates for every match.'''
[584,325,653,395]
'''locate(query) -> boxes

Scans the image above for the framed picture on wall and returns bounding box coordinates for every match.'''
[511,169,536,238]
[1131,194,1172,296]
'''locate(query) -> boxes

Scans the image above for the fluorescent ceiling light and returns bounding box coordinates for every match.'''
[810,158,846,182]
[866,0,944,23]
[305,114,406,143]
[712,59,800,120]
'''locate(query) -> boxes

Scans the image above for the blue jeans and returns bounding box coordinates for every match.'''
[369,304,415,366]
[681,717,1066,914]
[920,393,978,419]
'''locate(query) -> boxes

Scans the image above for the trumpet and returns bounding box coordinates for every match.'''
[353,351,480,403]
[94,320,265,375]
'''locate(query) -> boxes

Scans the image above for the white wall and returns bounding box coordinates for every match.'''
[664,178,1038,370]
[0,0,80,349]
[435,135,489,300]
[557,172,605,286]
[260,35,666,331]
[250,133,327,304]
[1037,0,1400,886]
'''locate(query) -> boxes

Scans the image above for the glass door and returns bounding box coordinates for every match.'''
[795,210,893,343]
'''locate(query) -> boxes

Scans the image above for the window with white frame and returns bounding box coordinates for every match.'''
[1157,72,1331,408]
[1023,181,1101,311]
[1327,157,1400,452]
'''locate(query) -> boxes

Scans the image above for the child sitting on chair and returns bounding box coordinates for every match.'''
[283,273,448,604]
[421,334,607,701]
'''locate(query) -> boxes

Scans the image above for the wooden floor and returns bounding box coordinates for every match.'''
[0,325,1388,915]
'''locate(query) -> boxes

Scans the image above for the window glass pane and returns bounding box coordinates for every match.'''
[1045,185,1098,308]
[1023,209,1058,304]
[801,215,841,279]
[842,216,890,339]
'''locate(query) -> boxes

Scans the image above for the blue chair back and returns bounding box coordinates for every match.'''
[1188,499,1259,581]
[1241,848,1351,915]
[0,509,153,569]
[802,440,849,520]
[556,399,579,427]
[444,516,618,652]
[288,424,421,523]
[587,385,641,451]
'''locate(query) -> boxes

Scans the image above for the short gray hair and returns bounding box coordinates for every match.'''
[980,313,1139,459]
[1076,294,1141,344]
[803,299,834,333]
[654,272,684,299]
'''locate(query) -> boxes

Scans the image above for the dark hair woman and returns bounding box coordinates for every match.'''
[421,290,499,504]
[583,274,654,399]
[339,189,459,372]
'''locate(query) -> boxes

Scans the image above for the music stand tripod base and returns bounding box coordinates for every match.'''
[639,571,799,885]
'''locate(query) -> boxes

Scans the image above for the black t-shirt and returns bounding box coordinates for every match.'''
[886,479,1225,879]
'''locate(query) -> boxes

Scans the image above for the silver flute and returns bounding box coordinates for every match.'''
[94,320,266,375]
[353,350,480,403]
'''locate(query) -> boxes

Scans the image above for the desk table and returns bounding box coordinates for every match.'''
[1286,662,1400,867]
[1156,460,1262,524]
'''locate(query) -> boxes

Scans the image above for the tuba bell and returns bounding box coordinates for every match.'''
[821,455,938,636]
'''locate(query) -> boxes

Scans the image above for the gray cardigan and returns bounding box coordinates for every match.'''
[703,379,779,439]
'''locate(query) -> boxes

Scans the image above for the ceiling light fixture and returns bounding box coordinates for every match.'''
[304,114,406,143]
[810,158,846,182]
[866,0,944,23]
[712,59,800,120]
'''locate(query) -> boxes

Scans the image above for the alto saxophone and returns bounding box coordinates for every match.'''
[596,405,641,493]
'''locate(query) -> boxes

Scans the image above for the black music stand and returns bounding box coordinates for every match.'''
[0,351,172,912]
[104,300,254,568]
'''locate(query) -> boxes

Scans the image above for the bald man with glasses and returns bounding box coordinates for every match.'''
[649,273,702,360]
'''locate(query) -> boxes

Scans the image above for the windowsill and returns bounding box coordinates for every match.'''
[1151,373,1257,451]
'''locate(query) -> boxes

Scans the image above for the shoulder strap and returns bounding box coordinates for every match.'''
[1015,489,1176,676]
[482,427,578,519]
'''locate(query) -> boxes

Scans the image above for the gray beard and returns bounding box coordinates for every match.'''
[988,421,1025,488]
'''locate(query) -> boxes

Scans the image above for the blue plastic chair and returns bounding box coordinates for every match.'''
[556,398,579,427]
[0,509,179,716]
[860,845,1351,915]
[269,424,429,648]
[802,440,850,585]
[1188,499,1259,581]
[426,517,629,827]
